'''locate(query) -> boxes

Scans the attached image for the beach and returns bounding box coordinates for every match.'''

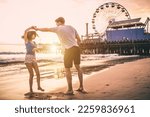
[76,57,150,100]
[0,54,150,100]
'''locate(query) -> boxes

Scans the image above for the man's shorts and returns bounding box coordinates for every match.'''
[64,46,80,68]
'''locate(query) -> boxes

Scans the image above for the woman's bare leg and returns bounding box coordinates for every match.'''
[25,63,34,93]
[32,62,44,91]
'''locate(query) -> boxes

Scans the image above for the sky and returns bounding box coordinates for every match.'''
[0,0,150,44]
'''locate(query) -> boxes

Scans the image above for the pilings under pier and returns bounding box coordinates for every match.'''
[80,40,150,55]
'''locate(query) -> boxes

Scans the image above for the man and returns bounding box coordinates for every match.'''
[34,17,86,95]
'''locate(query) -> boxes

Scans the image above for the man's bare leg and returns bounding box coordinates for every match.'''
[65,68,73,94]
[75,64,83,89]
[75,64,87,93]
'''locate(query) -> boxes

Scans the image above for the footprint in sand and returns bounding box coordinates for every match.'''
[143,86,150,89]
[105,84,110,86]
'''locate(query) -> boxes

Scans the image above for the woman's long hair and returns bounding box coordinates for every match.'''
[22,31,37,41]
[27,31,37,41]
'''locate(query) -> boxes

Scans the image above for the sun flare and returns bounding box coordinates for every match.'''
[36,32,60,44]
[48,45,60,53]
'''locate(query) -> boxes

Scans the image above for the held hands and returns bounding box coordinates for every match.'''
[32,26,38,31]
[25,26,36,32]
[23,26,38,41]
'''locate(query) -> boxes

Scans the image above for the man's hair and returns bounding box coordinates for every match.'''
[55,17,65,24]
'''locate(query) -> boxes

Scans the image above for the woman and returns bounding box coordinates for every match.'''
[23,27,44,95]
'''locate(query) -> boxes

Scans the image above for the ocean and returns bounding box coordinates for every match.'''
[0,44,123,65]
[0,44,140,78]
[0,44,64,64]
[0,44,141,65]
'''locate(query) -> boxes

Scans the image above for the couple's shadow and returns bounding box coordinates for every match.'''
[24,91,80,100]
[24,92,68,100]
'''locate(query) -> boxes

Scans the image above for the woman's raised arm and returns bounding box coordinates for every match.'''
[23,26,34,43]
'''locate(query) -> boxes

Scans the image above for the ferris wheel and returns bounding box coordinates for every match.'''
[92,2,131,37]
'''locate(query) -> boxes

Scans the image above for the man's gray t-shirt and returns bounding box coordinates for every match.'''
[50,25,79,49]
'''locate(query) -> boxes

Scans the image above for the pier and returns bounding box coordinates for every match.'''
[80,39,150,55]
[81,6,150,55]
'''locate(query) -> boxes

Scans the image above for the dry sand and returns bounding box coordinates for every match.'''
[77,58,150,100]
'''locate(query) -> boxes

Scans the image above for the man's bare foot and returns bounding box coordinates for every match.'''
[76,88,87,94]
[38,87,44,91]
[64,90,74,95]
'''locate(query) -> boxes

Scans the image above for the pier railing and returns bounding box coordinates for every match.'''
[80,39,150,55]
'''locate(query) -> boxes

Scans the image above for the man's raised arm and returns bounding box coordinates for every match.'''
[33,27,53,32]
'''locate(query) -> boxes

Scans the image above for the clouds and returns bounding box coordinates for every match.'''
[0,0,6,3]
[132,0,150,8]
[72,0,90,4]
[95,0,150,19]
[122,0,150,19]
